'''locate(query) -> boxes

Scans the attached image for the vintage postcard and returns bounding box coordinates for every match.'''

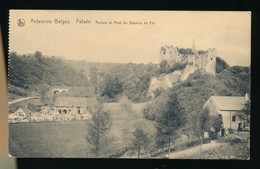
[8,10,251,159]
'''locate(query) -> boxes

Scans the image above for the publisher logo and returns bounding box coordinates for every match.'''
[17,19,26,27]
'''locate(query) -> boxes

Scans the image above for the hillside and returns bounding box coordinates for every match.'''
[66,60,157,102]
[8,52,158,102]
[8,50,250,159]
[143,58,250,138]
[8,52,89,99]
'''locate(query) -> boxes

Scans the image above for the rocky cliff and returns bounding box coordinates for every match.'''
[147,65,196,97]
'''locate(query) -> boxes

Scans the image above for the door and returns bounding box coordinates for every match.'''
[238,122,242,131]
[221,128,225,137]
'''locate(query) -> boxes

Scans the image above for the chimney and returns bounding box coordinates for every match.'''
[245,93,249,101]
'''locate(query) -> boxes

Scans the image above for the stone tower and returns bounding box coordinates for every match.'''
[206,48,217,75]
[192,39,197,54]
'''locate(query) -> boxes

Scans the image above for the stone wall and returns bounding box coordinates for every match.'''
[206,48,217,75]
[159,45,216,75]
[159,46,182,66]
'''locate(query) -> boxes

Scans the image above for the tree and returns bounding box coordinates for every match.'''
[34,51,43,59]
[198,108,212,153]
[199,108,211,137]
[34,51,43,63]
[186,108,211,154]
[27,103,41,112]
[39,85,57,106]
[142,103,156,121]
[242,100,250,117]
[86,101,112,157]
[197,50,207,55]
[216,57,230,73]
[238,99,250,123]
[101,74,123,100]
[211,114,223,133]
[133,128,149,158]
[177,48,194,55]
[157,60,168,75]
[154,91,185,157]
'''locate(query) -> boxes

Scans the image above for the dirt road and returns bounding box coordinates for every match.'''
[165,140,226,159]
[8,97,35,105]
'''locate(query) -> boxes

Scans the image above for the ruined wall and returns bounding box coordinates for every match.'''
[206,48,217,75]
[159,45,216,75]
[191,49,216,75]
[194,54,201,68]
[159,45,182,66]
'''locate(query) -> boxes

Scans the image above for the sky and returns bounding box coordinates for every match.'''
[9,10,251,66]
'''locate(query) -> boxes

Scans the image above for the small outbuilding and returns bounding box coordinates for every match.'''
[9,106,32,123]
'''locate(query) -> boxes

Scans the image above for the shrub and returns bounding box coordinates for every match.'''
[27,103,41,112]
[202,138,211,144]
[166,62,187,74]
[230,138,242,145]
[228,128,234,134]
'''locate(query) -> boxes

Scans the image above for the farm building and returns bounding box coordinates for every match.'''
[9,106,32,123]
[54,97,97,120]
[204,94,250,136]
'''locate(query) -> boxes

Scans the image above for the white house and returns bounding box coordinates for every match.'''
[204,94,249,136]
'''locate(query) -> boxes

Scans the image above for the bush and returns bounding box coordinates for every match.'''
[166,62,187,74]
[27,103,41,112]
[107,147,132,158]
[186,140,201,147]
[228,128,234,134]
[202,138,211,144]
[216,57,230,73]
[209,131,217,140]
[230,138,242,145]
[156,61,187,76]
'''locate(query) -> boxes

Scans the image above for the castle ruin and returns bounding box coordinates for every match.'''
[159,40,216,75]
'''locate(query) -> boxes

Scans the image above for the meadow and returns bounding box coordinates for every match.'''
[9,121,90,157]
[9,102,154,158]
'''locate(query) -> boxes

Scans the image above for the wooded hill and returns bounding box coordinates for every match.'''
[8,52,157,101]
[142,58,250,145]
[8,52,89,99]
[8,51,250,105]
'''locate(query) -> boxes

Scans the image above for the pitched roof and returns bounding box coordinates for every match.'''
[210,96,247,111]
[14,106,32,116]
[54,97,97,107]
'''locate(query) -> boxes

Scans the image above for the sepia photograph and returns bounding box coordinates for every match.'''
[8,10,251,159]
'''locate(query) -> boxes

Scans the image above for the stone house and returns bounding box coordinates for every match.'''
[203,94,249,136]
[9,106,32,123]
[54,97,96,120]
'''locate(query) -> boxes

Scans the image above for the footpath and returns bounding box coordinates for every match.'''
[8,97,35,105]
[165,140,226,159]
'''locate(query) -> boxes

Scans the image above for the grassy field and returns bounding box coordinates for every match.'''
[9,102,155,158]
[9,121,91,157]
[104,102,156,153]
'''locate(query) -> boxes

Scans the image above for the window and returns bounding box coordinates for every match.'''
[59,110,62,114]
[232,116,236,122]
[77,107,80,114]
[63,110,67,114]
